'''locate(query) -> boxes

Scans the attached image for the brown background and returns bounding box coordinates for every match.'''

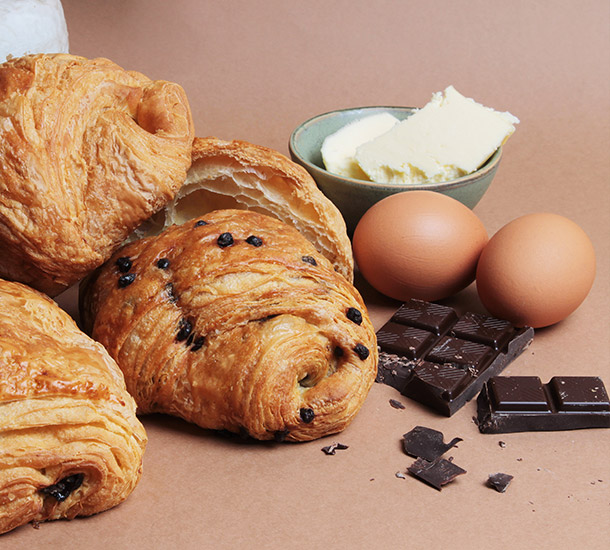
[4,1,610,548]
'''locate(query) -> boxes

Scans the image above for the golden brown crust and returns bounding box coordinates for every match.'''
[82,209,376,442]
[0,54,194,296]
[133,137,354,282]
[0,279,147,535]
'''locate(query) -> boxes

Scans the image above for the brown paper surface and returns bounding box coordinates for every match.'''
[3,1,609,548]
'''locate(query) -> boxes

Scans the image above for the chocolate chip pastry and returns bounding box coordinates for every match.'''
[0,53,194,296]
[0,279,147,535]
[80,209,377,441]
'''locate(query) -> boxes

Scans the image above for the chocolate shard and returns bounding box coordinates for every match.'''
[376,299,534,416]
[476,376,610,434]
[407,457,466,490]
[487,472,514,493]
[321,442,349,455]
[402,425,462,461]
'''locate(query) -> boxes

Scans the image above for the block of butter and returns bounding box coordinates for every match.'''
[355,86,519,185]
[321,112,399,180]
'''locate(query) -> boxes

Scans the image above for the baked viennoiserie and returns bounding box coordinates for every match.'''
[81,209,376,441]
[132,137,354,281]
[0,53,194,296]
[0,279,147,535]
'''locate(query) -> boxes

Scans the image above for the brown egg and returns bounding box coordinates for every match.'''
[476,213,596,328]
[352,190,488,301]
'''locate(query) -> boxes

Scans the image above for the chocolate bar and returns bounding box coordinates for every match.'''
[476,376,610,433]
[376,299,534,416]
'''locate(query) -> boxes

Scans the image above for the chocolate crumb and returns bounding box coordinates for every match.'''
[176,318,193,341]
[487,472,514,493]
[118,273,136,288]
[116,256,132,273]
[301,255,317,266]
[217,232,234,247]
[246,235,263,247]
[354,343,370,360]
[299,407,315,423]
[498,441,506,448]
[321,442,348,455]
[346,307,363,325]
[157,258,170,269]
[389,399,405,409]
[194,220,207,227]
[395,471,407,479]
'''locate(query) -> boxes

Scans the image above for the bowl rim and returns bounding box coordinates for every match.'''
[289,105,502,192]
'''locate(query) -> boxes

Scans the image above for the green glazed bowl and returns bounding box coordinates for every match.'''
[289,106,502,236]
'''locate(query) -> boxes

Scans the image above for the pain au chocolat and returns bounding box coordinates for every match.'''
[0,279,147,535]
[0,53,194,296]
[81,209,377,441]
[131,137,354,282]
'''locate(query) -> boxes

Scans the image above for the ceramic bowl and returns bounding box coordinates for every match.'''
[289,106,501,235]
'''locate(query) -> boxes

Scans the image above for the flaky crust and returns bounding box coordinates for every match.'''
[0,279,147,535]
[132,137,354,281]
[82,209,376,441]
[0,53,194,296]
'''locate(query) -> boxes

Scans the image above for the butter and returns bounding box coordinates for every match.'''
[321,112,399,180]
[355,86,519,185]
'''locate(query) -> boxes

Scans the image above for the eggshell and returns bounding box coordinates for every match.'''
[352,190,488,301]
[476,212,596,328]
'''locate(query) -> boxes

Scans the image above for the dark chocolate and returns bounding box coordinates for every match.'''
[376,299,534,416]
[487,472,513,493]
[40,473,84,502]
[389,399,405,409]
[476,376,610,433]
[321,442,349,455]
[402,426,462,462]
[407,457,466,490]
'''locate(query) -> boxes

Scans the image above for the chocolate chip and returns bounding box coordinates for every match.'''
[118,273,136,288]
[194,220,207,227]
[176,318,193,341]
[190,336,205,352]
[185,333,195,346]
[354,343,370,360]
[40,473,84,502]
[217,232,234,247]
[389,399,406,409]
[116,256,132,273]
[301,255,317,266]
[157,258,170,269]
[300,407,315,423]
[346,307,363,325]
[246,235,263,247]
[274,429,290,442]
[334,346,344,357]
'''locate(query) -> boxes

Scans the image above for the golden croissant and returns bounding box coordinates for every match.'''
[0,53,194,296]
[0,279,147,535]
[81,209,377,441]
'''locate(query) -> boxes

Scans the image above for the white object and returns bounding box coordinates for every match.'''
[321,112,399,180]
[0,0,69,63]
[355,86,519,185]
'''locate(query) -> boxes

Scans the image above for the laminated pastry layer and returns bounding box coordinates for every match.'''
[0,279,147,535]
[132,137,354,282]
[81,209,376,441]
[0,53,194,296]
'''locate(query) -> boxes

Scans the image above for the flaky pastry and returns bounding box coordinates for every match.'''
[0,279,147,535]
[81,209,376,441]
[132,137,354,281]
[0,53,194,296]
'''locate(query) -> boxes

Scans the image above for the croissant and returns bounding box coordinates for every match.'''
[0,53,194,296]
[0,279,147,535]
[81,209,377,441]
[132,137,354,282]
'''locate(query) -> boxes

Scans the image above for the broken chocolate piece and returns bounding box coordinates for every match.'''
[477,376,610,433]
[40,473,84,502]
[402,426,462,461]
[389,399,405,409]
[487,472,513,493]
[376,299,534,416]
[321,442,349,455]
[407,457,466,490]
